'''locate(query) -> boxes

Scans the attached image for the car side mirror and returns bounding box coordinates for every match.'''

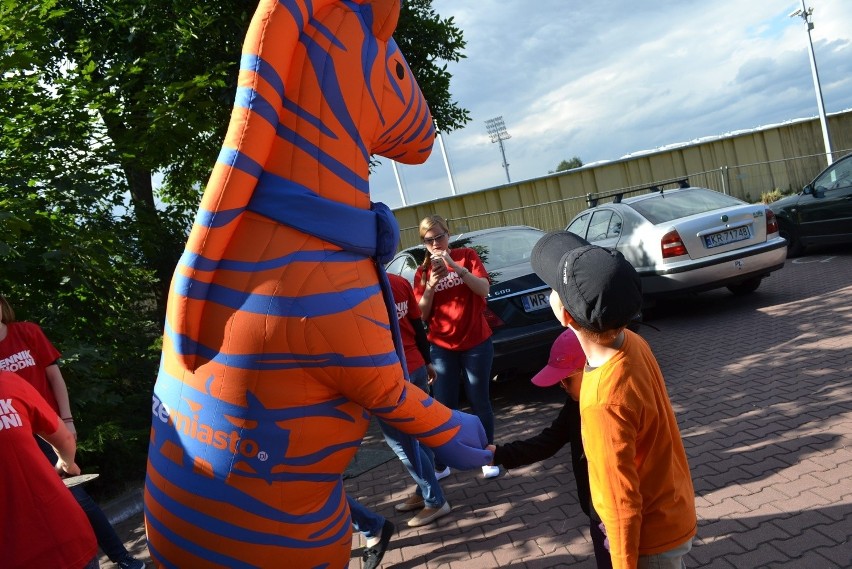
[802,184,813,195]
[812,186,826,199]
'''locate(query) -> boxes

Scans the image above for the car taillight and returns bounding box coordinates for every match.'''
[765,208,779,235]
[483,307,504,330]
[661,230,687,258]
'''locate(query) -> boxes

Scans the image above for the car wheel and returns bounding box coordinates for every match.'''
[778,221,804,257]
[727,277,762,296]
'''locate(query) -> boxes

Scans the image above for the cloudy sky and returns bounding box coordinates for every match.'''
[369,0,852,209]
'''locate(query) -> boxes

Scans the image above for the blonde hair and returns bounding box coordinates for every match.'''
[0,295,16,324]
[418,214,450,287]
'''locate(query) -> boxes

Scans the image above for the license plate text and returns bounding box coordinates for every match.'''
[704,226,752,248]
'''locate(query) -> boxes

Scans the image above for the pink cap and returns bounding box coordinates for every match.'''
[531,329,586,387]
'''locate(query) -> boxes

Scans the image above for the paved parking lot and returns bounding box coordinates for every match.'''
[108,246,852,568]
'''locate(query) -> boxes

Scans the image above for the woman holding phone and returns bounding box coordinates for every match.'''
[413,215,500,479]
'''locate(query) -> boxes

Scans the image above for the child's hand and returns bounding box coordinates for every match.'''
[485,444,497,465]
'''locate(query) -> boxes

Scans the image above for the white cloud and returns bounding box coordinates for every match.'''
[370,0,852,209]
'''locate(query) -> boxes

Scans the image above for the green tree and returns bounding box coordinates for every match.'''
[396,0,470,133]
[0,0,470,492]
[551,156,584,173]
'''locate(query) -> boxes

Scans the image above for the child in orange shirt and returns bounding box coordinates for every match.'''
[488,330,612,568]
[531,231,697,569]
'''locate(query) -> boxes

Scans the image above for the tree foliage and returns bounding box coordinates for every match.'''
[551,156,584,173]
[0,0,469,494]
[396,0,470,133]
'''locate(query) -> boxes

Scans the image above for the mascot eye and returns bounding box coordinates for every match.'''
[395,60,405,80]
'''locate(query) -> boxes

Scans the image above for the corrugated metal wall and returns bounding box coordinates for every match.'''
[393,110,852,248]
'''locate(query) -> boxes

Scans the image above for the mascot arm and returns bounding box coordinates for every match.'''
[340,370,492,470]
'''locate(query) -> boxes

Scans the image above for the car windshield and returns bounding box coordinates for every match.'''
[452,227,544,271]
[628,188,743,224]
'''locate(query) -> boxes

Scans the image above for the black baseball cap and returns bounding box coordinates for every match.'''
[531,231,642,333]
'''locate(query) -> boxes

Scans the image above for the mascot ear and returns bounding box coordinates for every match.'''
[368,0,399,41]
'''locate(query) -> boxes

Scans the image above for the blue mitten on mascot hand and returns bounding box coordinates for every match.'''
[431,410,493,469]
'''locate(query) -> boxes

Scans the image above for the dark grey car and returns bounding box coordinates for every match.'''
[769,152,852,256]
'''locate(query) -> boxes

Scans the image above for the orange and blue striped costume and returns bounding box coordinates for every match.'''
[143,1,490,567]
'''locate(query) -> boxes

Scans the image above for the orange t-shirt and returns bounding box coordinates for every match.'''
[580,330,696,569]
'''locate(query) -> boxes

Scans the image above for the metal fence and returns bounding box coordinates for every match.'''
[399,148,850,247]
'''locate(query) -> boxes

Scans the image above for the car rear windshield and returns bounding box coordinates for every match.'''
[452,228,544,271]
[628,188,744,224]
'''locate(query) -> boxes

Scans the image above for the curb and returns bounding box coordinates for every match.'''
[102,486,145,526]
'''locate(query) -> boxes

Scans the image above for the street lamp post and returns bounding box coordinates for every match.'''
[485,116,512,183]
[790,1,833,166]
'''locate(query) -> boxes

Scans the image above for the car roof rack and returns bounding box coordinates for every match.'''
[585,177,691,207]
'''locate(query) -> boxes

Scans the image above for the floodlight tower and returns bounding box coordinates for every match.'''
[790,1,833,165]
[485,116,512,183]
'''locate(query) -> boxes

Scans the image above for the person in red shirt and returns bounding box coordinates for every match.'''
[413,214,500,479]
[0,369,98,569]
[386,273,450,526]
[0,294,146,569]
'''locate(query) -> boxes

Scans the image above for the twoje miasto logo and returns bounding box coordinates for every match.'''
[151,393,268,463]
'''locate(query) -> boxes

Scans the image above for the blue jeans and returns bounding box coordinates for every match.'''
[378,365,445,508]
[638,538,693,568]
[430,338,495,465]
[37,437,129,562]
[348,496,385,539]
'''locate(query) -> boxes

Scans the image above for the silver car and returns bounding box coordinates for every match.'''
[565,187,788,297]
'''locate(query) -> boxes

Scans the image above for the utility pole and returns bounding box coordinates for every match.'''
[790,1,833,165]
[485,116,512,183]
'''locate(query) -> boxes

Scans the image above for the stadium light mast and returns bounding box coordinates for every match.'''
[789,1,833,165]
[436,126,458,196]
[485,116,512,183]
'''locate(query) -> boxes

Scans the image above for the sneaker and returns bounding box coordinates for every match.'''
[116,555,146,569]
[407,501,451,527]
[434,466,451,480]
[362,519,395,569]
[482,465,500,479]
[394,494,425,512]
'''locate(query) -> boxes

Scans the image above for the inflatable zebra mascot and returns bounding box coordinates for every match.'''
[143,0,490,567]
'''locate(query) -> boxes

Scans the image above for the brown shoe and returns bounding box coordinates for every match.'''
[407,501,451,527]
[395,495,425,512]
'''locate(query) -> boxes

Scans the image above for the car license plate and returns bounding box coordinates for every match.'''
[703,225,752,248]
[521,290,550,312]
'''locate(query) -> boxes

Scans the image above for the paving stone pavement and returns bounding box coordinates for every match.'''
[104,246,852,568]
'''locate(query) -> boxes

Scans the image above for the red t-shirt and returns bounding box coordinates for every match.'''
[0,371,97,569]
[389,273,425,373]
[413,247,492,351]
[0,322,61,413]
